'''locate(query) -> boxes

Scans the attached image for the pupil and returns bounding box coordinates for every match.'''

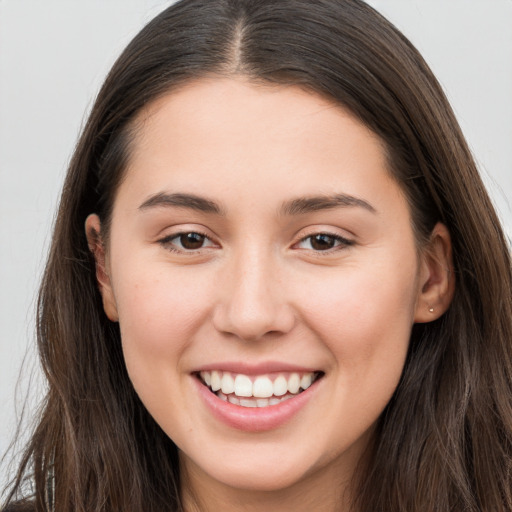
[311,234,335,250]
[180,233,204,250]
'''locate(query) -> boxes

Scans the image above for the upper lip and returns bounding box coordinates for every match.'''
[193,361,321,375]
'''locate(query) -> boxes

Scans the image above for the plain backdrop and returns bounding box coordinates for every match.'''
[1,0,511,485]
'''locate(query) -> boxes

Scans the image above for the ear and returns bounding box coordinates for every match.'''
[85,214,119,322]
[414,222,455,323]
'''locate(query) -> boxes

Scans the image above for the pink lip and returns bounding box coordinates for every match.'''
[194,361,318,375]
[193,374,321,432]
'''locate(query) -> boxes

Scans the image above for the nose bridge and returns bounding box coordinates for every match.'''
[213,243,294,341]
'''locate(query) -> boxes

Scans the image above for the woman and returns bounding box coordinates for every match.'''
[3,0,512,511]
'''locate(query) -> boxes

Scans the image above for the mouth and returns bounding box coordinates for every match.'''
[196,370,324,408]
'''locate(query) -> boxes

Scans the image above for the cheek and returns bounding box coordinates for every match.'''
[111,264,219,429]
[295,256,418,372]
[112,264,214,375]
[298,262,418,440]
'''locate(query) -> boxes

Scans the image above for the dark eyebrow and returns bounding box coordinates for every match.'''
[138,192,375,217]
[280,194,376,216]
[138,192,225,215]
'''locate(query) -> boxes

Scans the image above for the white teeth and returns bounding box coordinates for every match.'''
[253,376,274,398]
[287,373,300,394]
[199,370,320,403]
[273,376,288,396]
[238,394,292,408]
[300,373,312,390]
[221,373,235,394]
[234,374,253,397]
[200,371,211,386]
[228,395,240,405]
[211,371,222,392]
[240,398,258,408]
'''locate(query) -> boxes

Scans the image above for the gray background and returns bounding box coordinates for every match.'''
[1,0,511,484]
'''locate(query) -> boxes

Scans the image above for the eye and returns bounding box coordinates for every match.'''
[296,233,353,252]
[160,231,216,252]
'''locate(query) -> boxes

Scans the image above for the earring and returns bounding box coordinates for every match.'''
[428,307,434,313]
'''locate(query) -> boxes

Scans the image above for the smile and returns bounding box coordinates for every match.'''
[198,370,322,408]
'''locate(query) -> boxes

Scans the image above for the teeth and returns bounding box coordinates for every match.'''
[300,373,312,390]
[287,373,300,394]
[200,371,211,386]
[211,371,222,392]
[199,370,319,403]
[273,376,288,396]
[237,396,291,408]
[228,395,240,405]
[221,373,235,394]
[253,376,273,398]
[240,399,258,408]
[234,374,253,397]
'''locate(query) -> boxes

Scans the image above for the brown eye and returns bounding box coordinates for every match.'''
[310,234,338,251]
[160,231,216,253]
[295,233,353,252]
[179,232,206,250]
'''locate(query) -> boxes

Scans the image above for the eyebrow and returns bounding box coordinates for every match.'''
[138,191,376,216]
[138,192,225,215]
[280,194,376,216]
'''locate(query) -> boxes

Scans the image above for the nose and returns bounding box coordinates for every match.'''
[212,249,296,342]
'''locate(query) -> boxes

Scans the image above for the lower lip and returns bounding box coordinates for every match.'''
[193,376,320,432]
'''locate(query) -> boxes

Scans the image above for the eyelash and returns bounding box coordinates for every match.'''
[294,232,354,253]
[159,231,215,253]
[158,231,354,254]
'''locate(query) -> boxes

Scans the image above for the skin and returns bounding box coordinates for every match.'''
[86,78,454,512]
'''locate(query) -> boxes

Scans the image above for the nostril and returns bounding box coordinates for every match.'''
[212,301,296,342]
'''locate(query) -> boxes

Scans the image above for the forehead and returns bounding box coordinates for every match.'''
[118,77,404,217]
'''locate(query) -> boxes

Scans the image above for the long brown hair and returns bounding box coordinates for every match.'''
[3,1,512,511]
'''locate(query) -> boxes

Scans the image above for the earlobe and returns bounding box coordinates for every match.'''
[414,222,455,323]
[85,214,119,322]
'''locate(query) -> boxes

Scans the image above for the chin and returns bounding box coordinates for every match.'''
[214,466,309,493]
[182,448,316,493]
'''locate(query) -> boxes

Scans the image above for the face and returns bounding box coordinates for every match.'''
[89,78,437,501]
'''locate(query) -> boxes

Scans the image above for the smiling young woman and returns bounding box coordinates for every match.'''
[84,79,454,509]
[3,1,512,512]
